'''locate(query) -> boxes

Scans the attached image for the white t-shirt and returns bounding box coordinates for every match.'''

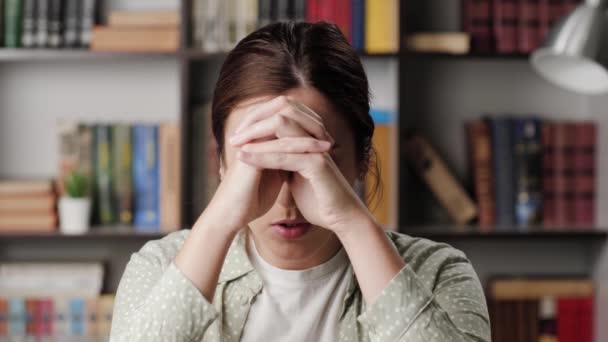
[240,236,353,342]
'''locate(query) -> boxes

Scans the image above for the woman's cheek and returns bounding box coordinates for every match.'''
[256,170,284,216]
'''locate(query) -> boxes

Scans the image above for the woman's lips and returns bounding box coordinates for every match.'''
[271,220,312,240]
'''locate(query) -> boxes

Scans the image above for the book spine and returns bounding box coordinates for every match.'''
[160,123,182,233]
[111,124,133,225]
[542,122,556,226]
[293,0,306,21]
[39,298,53,336]
[85,298,98,337]
[557,298,577,342]
[79,0,95,47]
[69,298,85,336]
[539,296,558,341]
[62,0,79,47]
[0,298,7,336]
[488,117,515,227]
[94,124,115,225]
[25,299,36,336]
[467,120,496,228]
[573,122,596,226]
[21,0,35,47]
[35,0,48,47]
[78,124,94,195]
[53,298,69,336]
[133,125,160,231]
[513,118,542,227]
[47,0,60,47]
[258,0,272,27]
[334,0,352,43]
[306,0,318,22]
[4,0,22,47]
[352,0,364,50]
[538,0,550,46]
[518,0,535,53]
[365,0,398,53]
[275,0,289,21]
[553,122,576,226]
[495,0,518,53]
[0,0,4,47]
[464,0,492,53]
[548,0,564,26]
[579,297,594,342]
[97,295,114,337]
[8,298,25,336]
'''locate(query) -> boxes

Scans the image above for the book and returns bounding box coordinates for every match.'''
[4,0,23,47]
[0,179,54,195]
[0,0,4,47]
[47,0,61,47]
[553,122,576,226]
[0,299,6,335]
[365,0,399,53]
[111,124,133,225]
[93,125,115,225]
[573,122,596,226]
[518,0,539,53]
[494,0,518,53]
[404,134,478,225]
[91,27,179,52]
[133,125,160,231]
[258,0,272,28]
[8,298,25,336]
[159,123,182,233]
[463,0,493,53]
[78,0,96,47]
[405,32,471,54]
[108,10,179,27]
[466,120,496,228]
[334,0,352,44]
[292,0,306,22]
[0,193,56,212]
[21,0,36,47]
[513,118,542,227]
[35,0,49,47]
[62,0,79,47]
[542,121,557,226]
[487,117,515,227]
[306,0,319,22]
[351,0,365,50]
[490,278,594,299]
[0,213,57,232]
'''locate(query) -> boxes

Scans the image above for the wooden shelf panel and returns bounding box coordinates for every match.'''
[400,226,608,239]
[0,226,166,240]
[0,49,178,61]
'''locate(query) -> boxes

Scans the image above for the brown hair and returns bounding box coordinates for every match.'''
[211,21,380,202]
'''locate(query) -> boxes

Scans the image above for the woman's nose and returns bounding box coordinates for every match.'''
[276,178,297,210]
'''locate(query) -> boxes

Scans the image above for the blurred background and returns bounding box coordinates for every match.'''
[0,0,606,341]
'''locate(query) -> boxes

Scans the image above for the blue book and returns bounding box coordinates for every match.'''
[513,118,543,228]
[487,117,515,228]
[8,298,25,336]
[69,298,85,336]
[133,125,160,231]
[352,0,365,51]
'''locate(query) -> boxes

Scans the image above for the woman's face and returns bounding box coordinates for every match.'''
[222,86,360,269]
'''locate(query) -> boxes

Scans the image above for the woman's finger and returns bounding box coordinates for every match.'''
[241,137,332,154]
[237,150,319,173]
[235,96,323,134]
[230,114,308,145]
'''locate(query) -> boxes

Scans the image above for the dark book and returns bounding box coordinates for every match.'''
[133,125,159,231]
[538,0,550,46]
[275,0,289,21]
[291,0,306,21]
[110,124,133,225]
[518,0,539,53]
[513,118,542,227]
[466,120,496,228]
[3,0,22,47]
[542,122,556,226]
[62,0,79,47]
[0,0,4,47]
[538,297,558,341]
[21,0,35,47]
[258,0,272,28]
[463,0,493,53]
[47,0,61,47]
[487,117,515,227]
[494,0,518,53]
[93,124,115,225]
[553,122,576,226]
[78,0,96,47]
[573,122,596,226]
[34,0,49,47]
[352,0,364,50]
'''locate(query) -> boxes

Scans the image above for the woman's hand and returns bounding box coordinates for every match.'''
[229,95,373,235]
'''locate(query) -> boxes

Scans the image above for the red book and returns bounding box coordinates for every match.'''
[494,0,518,53]
[578,297,594,342]
[0,298,7,336]
[467,120,496,228]
[316,0,336,23]
[549,0,564,26]
[553,122,576,227]
[518,0,539,53]
[573,122,596,227]
[39,299,53,336]
[463,0,493,53]
[306,0,319,22]
[538,0,550,45]
[558,298,578,342]
[334,0,353,43]
[26,299,39,336]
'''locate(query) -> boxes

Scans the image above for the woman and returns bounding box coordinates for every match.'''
[111,22,490,342]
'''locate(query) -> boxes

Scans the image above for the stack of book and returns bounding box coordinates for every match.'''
[466,117,597,230]
[0,179,57,233]
[91,10,179,52]
[58,121,182,233]
[191,0,399,54]
[1,0,100,48]
[0,262,114,338]
[488,277,594,342]
[463,0,583,54]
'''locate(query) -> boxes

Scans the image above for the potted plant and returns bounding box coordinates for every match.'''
[58,171,91,235]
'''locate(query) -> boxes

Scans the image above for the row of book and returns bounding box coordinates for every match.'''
[0,261,112,337]
[488,278,594,342]
[58,122,182,233]
[191,0,399,54]
[466,118,596,229]
[0,179,57,232]
[463,0,583,54]
[0,0,98,48]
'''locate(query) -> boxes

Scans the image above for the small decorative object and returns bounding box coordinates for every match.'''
[58,171,91,235]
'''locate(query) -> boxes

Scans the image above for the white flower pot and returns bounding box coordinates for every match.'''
[58,197,91,235]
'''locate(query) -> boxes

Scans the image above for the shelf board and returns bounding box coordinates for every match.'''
[358,51,400,58]
[0,49,178,61]
[404,51,530,60]
[183,49,229,61]
[400,225,608,239]
[0,226,166,240]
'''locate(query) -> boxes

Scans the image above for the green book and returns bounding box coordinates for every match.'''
[111,124,133,225]
[0,0,4,47]
[4,0,22,47]
[94,125,115,225]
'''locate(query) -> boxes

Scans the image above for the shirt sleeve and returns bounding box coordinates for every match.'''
[357,245,490,342]
[110,241,219,342]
